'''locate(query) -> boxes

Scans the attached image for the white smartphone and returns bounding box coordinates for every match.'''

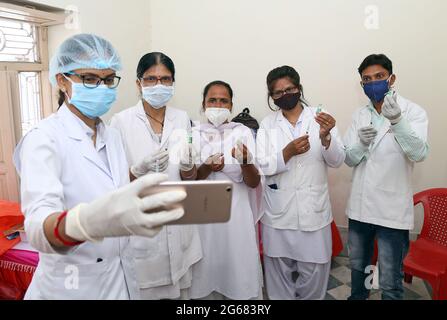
[140,180,233,225]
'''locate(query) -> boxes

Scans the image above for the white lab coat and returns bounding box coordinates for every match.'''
[343,95,429,230]
[110,101,202,299]
[187,122,264,300]
[256,106,345,232]
[13,104,138,300]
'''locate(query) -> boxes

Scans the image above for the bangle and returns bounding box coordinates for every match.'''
[54,211,84,247]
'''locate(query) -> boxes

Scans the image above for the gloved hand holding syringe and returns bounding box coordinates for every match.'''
[131,148,169,177]
[359,89,397,151]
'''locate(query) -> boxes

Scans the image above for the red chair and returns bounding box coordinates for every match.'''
[403,188,447,300]
[331,221,344,258]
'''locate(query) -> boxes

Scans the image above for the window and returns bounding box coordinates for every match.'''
[0,16,44,137]
[18,71,42,136]
[0,20,47,139]
[0,2,64,137]
[0,17,39,63]
[0,2,64,201]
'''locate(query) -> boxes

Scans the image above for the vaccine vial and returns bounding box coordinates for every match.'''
[386,89,395,97]
[316,105,323,115]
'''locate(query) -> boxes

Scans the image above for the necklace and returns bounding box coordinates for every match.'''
[145,111,165,128]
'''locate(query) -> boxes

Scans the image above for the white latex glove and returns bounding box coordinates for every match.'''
[358,125,378,147]
[179,142,198,172]
[131,149,169,177]
[65,174,186,242]
[382,94,402,124]
[232,141,253,165]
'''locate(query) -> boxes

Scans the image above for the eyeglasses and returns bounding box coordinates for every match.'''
[140,76,174,87]
[271,86,299,100]
[65,72,121,89]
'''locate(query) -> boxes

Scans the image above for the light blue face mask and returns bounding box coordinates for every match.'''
[64,75,117,119]
[141,84,174,109]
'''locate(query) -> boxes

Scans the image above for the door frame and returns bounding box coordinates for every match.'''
[0,70,19,201]
[0,26,53,201]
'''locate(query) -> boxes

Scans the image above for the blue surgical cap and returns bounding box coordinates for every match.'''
[49,33,122,86]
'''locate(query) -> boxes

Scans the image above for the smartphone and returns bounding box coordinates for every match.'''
[140,180,233,225]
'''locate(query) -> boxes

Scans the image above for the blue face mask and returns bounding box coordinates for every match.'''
[64,76,117,119]
[363,76,392,103]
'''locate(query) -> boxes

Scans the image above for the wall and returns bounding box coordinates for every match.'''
[34,0,151,117]
[34,0,447,231]
[147,0,447,231]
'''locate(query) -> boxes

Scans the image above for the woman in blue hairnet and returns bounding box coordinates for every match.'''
[13,34,186,300]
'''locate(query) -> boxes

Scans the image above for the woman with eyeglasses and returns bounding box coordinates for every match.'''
[13,34,186,300]
[256,66,346,300]
[110,52,202,300]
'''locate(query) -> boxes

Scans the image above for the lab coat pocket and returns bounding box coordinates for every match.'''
[372,153,410,193]
[38,258,115,300]
[264,187,294,216]
[311,184,330,213]
[132,231,171,288]
[130,234,161,259]
[370,188,412,225]
[298,184,330,230]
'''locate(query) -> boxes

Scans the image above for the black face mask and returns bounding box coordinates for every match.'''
[274,93,300,110]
